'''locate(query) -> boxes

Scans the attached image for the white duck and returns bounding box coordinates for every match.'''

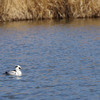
[5,65,22,76]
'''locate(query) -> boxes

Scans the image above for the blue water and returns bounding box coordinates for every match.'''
[0,19,100,100]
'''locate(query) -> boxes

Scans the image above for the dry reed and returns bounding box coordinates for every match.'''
[67,0,100,18]
[0,0,100,21]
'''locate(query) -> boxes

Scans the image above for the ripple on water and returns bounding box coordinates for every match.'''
[0,19,100,100]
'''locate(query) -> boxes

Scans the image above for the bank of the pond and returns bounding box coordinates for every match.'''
[0,0,100,21]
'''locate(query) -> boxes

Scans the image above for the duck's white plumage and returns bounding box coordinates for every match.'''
[5,65,22,76]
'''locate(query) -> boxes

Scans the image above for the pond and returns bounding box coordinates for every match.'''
[0,19,100,100]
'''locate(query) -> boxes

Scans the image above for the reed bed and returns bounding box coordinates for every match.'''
[68,0,100,18]
[0,0,100,21]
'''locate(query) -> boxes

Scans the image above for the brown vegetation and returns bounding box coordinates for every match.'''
[0,0,100,21]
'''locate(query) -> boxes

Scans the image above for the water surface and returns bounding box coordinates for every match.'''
[0,19,100,100]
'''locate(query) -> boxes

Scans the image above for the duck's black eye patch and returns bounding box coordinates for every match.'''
[15,66,18,68]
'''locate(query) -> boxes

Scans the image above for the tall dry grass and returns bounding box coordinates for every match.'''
[0,0,100,21]
[67,0,100,18]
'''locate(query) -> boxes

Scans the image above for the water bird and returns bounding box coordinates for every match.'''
[5,65,22,76]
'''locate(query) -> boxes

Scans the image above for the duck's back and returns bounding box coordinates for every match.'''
[5,70,16,75]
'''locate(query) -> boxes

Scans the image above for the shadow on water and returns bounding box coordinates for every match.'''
[0,18,100,100]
